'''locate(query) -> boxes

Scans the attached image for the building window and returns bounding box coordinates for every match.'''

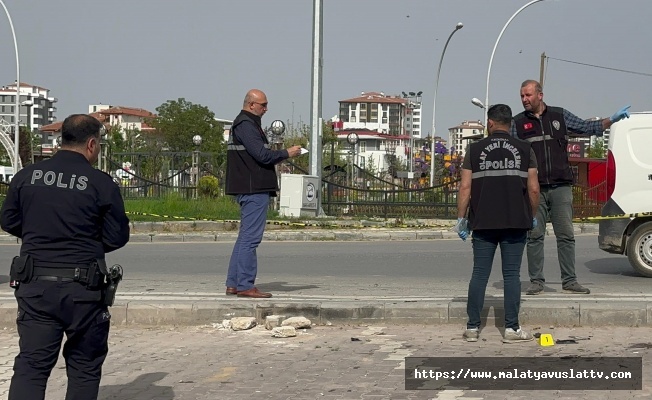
[350,116,356,122]
[360,103,366,110]
[360,142,366,153]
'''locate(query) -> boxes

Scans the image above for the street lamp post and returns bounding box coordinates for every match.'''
[20,100,33,164]
[0,0,20,173]
[269,120,286,209]
[192,134,202,199]
[402,91,422,176]
[484,0,545,127]
[430,22,463,186]
[346,132,359,189]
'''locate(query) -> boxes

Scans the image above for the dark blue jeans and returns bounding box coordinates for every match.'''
[467,229,527,331]
[226,193,269,291]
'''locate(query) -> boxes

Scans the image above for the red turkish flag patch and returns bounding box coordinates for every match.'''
[523,122,533,130]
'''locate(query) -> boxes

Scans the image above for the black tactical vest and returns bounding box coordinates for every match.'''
[225,112,279,195]
[513,106,572,185]
[468,132,533,230]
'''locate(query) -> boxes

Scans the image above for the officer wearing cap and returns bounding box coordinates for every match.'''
[1,114,130,400]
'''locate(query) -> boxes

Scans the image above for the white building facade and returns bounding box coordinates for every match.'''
[448,120,485,158]
[336,91,425,174]
[0,82,57,132]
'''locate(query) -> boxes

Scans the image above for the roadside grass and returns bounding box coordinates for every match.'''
[125,194,279,222]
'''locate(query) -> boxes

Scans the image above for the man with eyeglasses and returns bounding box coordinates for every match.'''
[225,89,301,298]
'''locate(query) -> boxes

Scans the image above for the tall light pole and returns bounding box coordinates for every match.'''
[309,0,323,216]
[192,134,202,199]
[1,0,20,172]
[484,0,545,127]
[430,22,463,187]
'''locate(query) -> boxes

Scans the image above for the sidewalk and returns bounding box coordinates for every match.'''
[0,324,649,399]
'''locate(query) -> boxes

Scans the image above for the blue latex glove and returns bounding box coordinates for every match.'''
[610,105,631,123]
[452,217,470,241]
[532,217,538,230]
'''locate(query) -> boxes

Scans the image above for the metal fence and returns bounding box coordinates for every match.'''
[572,181,608,220]
[0,153,601,220]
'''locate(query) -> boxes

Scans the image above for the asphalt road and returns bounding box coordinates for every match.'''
[1,234,647,298]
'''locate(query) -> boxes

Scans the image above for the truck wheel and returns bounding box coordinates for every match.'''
[627,222,652,277]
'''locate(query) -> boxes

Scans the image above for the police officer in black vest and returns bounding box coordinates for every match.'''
[455,104,540,343]
[1,114,130,400]
[511,79,630,295]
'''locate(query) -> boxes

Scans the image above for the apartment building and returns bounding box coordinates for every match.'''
[447,120,485,157]
[0,81,57,132]
[338,92,407,136]
[335,91,425,174]
[38,105,156,158]
[88,105,156,133]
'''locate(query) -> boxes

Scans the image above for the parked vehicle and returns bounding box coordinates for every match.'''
[598,112,652,276]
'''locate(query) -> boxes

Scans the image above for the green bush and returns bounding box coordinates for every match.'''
[198,175,220,198]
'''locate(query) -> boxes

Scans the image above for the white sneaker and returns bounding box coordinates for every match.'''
[502,327,533,343]
[463,328,479,342]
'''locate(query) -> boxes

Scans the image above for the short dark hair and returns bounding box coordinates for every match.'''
[487,104,512,126]
[61,114,104,146]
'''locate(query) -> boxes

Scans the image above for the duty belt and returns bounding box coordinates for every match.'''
[32,262,90,283]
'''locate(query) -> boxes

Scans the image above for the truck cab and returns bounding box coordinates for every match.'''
[598,112,652,276]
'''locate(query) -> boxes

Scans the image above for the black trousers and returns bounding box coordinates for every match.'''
[9,279,110,400]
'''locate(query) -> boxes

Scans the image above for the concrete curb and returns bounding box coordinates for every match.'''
[0,296,645,328]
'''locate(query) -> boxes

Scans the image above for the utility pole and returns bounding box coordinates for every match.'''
[309,0,323,216]
[540,52,546,88]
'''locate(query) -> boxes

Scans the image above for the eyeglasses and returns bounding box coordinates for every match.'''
[252,102,268,108]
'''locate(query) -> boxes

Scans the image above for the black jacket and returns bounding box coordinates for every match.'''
[0,150,130,263]
[225,111,288,195]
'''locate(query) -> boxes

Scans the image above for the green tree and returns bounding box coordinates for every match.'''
[365,154,378,177]
[107,125,126,154]
[150,98,225,155]
[0,127,34,166]
[587,138,606,158]
[19,127,33,166]
[281,121,346,173]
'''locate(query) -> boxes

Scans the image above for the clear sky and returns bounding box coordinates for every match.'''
[1,0,649,139]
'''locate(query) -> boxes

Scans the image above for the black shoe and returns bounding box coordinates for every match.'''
[563,282,590,294]
[525,282,544,295]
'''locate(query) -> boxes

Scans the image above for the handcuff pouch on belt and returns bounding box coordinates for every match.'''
[86,261,106,290]
[9,255,33,288]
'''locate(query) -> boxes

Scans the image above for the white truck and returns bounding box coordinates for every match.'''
[598,112,652,276]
